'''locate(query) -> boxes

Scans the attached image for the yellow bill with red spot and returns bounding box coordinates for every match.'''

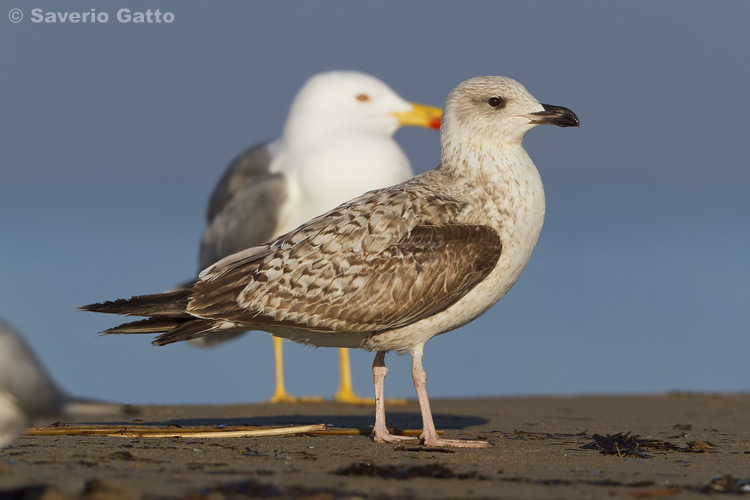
[392,103,442,130]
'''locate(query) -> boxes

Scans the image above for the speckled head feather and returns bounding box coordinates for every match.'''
[441,77,545,150]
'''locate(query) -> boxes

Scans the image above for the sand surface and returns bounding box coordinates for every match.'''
[1,394,749,499]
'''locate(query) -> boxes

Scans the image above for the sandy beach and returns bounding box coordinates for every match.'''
[1,394,749,499]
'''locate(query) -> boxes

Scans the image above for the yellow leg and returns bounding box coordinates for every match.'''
[333,348,406,405]
[268,336,323,404]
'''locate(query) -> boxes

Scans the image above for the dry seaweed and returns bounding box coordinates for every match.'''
[683,441,716,452]
[336,462,486,480]
[190,479,420,499]
[580,432,715,458]
[498,476,654,488]
[511,430,588,441]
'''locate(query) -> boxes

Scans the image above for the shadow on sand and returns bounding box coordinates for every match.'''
[74,412,488,432]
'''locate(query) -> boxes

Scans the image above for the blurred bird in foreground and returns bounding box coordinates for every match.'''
[0,320,130,448]
[193,71,442,404]
[84,76,578,447]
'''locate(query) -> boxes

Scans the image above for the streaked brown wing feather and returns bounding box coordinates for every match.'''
[190,183,459,319]
[189,222,500,334]
[186,180,501,334]
[305,223,502,331]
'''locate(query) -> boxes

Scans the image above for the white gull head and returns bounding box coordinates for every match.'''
[283,71,421,149]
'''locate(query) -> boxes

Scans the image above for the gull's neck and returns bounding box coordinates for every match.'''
[437,132,546,243]
[439,133,540,189]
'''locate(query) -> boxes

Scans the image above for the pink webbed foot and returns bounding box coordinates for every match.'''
[410,347,491,449]
[371,351,415,444]
[373,430,418,444]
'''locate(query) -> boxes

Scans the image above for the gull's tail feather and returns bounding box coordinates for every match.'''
[94,315,222,346]
[152,319,222,346]
[101,317,193,335]
[80,290,192,317]
[81,289,222,345]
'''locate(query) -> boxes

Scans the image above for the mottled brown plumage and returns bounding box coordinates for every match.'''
[85,177,503,346]
[83,76,579,447]
[190,181,500,336]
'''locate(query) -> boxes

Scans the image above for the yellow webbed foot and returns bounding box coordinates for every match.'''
[268,336,324,403]
[333,387,407,406]
[335,348,407,405]
[268,389,325,404]
[333,387,375,405]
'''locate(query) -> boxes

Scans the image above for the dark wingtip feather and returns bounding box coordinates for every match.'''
[79,290,192,317]
[99,317,192,335]
[80,298,134,314]
[152,319,219,346]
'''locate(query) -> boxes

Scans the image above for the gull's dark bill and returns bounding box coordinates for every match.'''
[526,104,580,127]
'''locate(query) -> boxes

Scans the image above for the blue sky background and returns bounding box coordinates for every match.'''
[2,1,748,405]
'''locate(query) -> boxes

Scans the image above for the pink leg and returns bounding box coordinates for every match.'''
[411,346,489,448]
[372,351,415,444]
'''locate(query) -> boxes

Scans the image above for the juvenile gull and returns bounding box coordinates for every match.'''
[195,71,442,404]
[0,320,129,448]
[83,76,578,447]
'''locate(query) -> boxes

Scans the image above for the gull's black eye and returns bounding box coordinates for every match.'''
[488,96,505,108]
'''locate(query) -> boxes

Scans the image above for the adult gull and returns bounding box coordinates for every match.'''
[194,71,442,404]
[0,320,129,448]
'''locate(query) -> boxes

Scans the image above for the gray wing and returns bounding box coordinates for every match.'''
[205,141,276,223]
[188,183,502,335]
[199,172,289,270]
[0,320,66,417]
[190,141,281,346]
